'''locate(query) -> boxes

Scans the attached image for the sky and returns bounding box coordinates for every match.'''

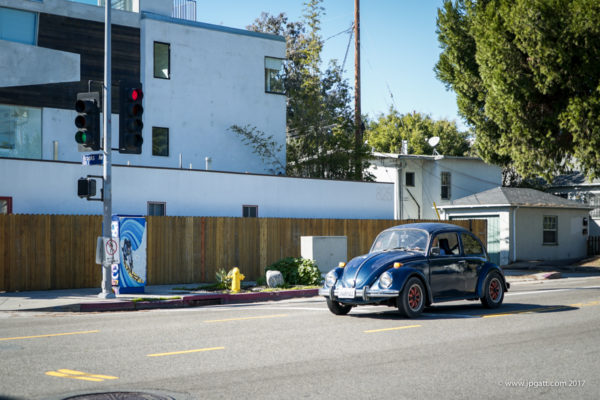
[195,0,461,125]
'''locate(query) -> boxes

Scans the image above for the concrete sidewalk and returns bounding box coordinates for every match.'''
[0,284,319,313]
[2,265,599,313]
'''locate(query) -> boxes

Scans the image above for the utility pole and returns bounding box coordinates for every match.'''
[99,0,114,299]
[354,0,362,180]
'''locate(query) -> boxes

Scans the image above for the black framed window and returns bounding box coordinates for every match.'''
[154,42,170,79]
[152,127,169,156]
[148,202,166,216]
[265,57,284,94]
[543,215,558,245]
[441,172,451,200]
[405,172,415,187]
[243,205,258,218]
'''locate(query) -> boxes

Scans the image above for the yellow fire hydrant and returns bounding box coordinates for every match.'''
[228,267,245,293]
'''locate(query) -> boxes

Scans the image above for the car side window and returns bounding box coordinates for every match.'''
[431,232,460,256]
[461,233,485,256]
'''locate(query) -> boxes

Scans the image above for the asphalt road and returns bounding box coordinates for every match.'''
[1,276,600,400]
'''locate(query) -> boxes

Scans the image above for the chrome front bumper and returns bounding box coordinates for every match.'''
[318,287,400,301]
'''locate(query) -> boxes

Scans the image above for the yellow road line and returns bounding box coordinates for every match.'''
[45,369,118,382]
[0,330,99,341]
[364,324,421,333]
[147,346,225,357]
[483,306,569,318]
[203,314,288,323]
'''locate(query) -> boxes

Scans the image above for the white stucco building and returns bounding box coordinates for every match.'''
[0,0,396,219]
[0,0,286,174]
[368,152,503,220]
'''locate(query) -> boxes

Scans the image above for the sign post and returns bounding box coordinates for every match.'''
[99,0,114,299]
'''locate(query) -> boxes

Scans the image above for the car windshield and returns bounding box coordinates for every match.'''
[370,229,428,253]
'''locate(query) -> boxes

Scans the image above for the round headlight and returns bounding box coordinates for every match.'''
[380,271,393,289]
[325,271,338,287]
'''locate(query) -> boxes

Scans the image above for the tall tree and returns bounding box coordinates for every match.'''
[247,1,371,180]
[436,0,600,181]
[365,108,470,156]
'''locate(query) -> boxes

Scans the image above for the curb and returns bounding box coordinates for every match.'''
[74,289,320,312]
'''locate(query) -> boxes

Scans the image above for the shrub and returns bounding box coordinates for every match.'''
[265,257,322,286]
[215,268,232,290]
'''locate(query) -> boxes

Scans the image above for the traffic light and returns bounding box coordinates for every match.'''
[119,81,144,154]
[77,177,96,199]
[74,92,101,151]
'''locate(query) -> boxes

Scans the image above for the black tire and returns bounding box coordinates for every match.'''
[326,298,352,315]
[397,277,425,318]
[481,271,505,309]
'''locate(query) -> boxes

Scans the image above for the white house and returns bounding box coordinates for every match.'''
[437,187,592,266]
[368,152,502,220]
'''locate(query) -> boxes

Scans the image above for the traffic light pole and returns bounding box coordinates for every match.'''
[99,0,115,299]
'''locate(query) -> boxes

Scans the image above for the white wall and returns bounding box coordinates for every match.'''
[0,40,80,88]
[0,158,394,219]
[515,207,588,261]
[138,15,286,175]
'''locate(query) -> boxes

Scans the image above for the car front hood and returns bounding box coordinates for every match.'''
[340,250,423,288]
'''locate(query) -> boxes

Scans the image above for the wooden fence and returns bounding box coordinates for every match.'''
[0,215,487,292]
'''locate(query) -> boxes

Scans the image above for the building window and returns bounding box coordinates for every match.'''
[0,104,42,159]
[543,215,558,245]
[152,127,169,156]
[243,205,258,218]
[154,42,170,79]
[148,202,166,216]
[95,0,135,12]
[0,197,12,214]
[265,57,284,94]
[0,7,37,45]
[405,172,415,187]
[441,172,451,200]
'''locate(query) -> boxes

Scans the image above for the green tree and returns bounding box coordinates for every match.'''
[436,0,600,181]
[365,108,470,156]
[248,1,371,180]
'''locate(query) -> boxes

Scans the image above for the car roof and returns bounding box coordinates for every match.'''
[383,222,469,235]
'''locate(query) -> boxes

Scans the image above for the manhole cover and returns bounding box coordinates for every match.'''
[63,393,174,400]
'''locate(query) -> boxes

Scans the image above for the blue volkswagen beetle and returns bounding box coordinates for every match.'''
[319,223,509,317]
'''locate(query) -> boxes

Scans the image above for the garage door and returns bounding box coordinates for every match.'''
[450,215,501,265]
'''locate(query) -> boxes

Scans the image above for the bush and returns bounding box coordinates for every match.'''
[265,257,322,286]
[215,268,232,290]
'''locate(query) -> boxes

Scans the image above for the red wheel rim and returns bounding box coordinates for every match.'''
[489,278,501,301]
[408,284,422,311]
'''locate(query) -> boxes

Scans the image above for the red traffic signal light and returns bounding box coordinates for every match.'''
[119,81,144,154]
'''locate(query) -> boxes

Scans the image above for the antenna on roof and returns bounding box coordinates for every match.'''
[427,136,440,155]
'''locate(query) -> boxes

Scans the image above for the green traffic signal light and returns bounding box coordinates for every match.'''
[74,92,100,151]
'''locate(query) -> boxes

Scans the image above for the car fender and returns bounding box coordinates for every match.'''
[386,265,433,305]
[476,263,508,298]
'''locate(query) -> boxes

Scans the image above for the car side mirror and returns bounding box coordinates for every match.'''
[430,247,441,256]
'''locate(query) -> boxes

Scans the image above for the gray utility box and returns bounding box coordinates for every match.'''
[301,236,347,274]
